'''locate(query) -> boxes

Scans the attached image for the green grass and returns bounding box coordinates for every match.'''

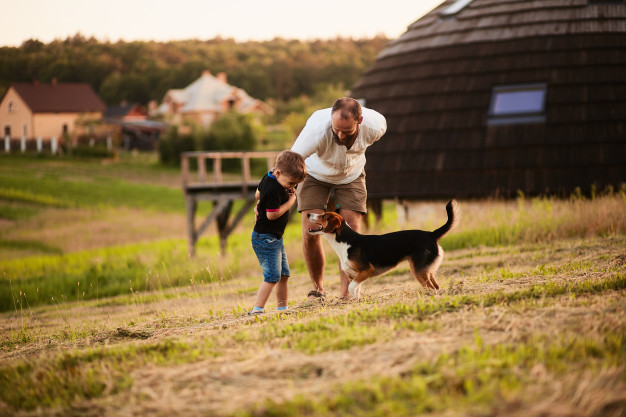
[1,154,625,416]
[0,177,185,212]
[0,238,229,313]
[2,273,623,412]
[0,153,188,212]
[237,332,624,417]
[242,274,626,355]
[0,337,220,411]
[0,202,40,220]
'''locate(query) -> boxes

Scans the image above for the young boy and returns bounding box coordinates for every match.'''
[249,150,306,315]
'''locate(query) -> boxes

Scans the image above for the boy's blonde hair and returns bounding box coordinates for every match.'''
[275,150,306,181]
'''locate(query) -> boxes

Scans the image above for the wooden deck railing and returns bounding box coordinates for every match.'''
[181,151,278,189]
[181,151,279,257]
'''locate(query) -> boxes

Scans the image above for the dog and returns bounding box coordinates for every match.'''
[307,200,459,298]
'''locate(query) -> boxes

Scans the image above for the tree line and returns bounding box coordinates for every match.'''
[0,34,390,107]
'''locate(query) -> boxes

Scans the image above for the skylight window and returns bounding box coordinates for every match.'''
[441,0,474,16]
[487,83,547,126]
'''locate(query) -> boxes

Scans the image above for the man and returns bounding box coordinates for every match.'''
[291,97,387,301]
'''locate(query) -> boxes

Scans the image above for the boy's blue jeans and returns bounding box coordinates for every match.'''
[251,231,290,283]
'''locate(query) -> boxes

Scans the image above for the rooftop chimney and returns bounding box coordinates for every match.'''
[217,72,227,83]
[202,70,211,77]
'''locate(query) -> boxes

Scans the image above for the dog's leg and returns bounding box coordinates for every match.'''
[408,260,437,290]
[348,280,361,298]
[347,264,374,299]
[427,273,440,290]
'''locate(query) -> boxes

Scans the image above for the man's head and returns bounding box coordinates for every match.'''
[331,97,363,146]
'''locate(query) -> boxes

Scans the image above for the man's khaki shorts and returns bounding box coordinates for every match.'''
[297,172,367,214]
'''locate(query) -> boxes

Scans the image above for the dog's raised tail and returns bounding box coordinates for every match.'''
[432,199,460,241]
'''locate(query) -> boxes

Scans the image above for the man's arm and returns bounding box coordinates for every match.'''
[362,108,387,145]
[291,109,328,158]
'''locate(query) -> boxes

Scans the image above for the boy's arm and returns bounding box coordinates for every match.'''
[254,189,261,222]
[266,193,296,221]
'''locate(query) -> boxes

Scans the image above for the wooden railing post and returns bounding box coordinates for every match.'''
[242,153,250,182]
[198,156,206,183]
[181,155,190,187]
[214,156,223,183]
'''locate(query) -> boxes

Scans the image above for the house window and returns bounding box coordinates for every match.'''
[4,125,11,138]
[441,0,474,16]
[487,83,547,126]
[8,101,17,113]
[23,124,28,137]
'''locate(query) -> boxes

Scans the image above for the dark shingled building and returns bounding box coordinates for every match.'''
[351,0,626,205]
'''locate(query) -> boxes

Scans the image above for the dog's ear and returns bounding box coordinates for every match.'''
[324,213,341,233]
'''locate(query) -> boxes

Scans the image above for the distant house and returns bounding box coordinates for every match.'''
[104,102,147,122]
[160,70,273,128]
[0,79,106,140]
[103,102,167,151]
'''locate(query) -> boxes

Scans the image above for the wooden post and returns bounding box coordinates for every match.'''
[181,156,190,187]
[242,153,250,193]
[21,136,26,153]
[51,137,57,154]
[186,194,197,258]
[4,136,9,153]
[36,136,42,152]
[214,156,222,183]
[216,200,233,254]
[198,156,206,183]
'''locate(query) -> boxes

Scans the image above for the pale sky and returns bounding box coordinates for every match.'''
[0,0,446,46]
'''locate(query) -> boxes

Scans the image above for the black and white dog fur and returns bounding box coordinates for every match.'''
[307,200,459,298]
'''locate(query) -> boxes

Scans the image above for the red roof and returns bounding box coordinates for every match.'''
[11,82,106,113]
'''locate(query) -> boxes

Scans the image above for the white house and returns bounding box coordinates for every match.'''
[160,70,273,128]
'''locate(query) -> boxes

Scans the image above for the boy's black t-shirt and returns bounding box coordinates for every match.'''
[254,172,290,238]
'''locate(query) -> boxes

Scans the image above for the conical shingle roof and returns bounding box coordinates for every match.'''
[351,0,626,199]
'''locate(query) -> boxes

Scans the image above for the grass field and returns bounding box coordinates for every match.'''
[1,154,624,417]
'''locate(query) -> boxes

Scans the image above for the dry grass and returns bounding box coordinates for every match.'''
[0,172,625,416]
[1,231,624,416]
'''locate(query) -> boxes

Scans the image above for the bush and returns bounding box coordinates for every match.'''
[158,113,258,169]
[70,145,114,159]
[198,112,257,171]
[158,126,195,167]
[200,111,256,151]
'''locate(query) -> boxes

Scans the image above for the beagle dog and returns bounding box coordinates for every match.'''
[307,200,459,298]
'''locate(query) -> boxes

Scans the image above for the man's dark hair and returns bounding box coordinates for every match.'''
[331,97,362,121]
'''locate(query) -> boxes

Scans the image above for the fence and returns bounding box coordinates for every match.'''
[181,151,279,257]
[3,136,114,154]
